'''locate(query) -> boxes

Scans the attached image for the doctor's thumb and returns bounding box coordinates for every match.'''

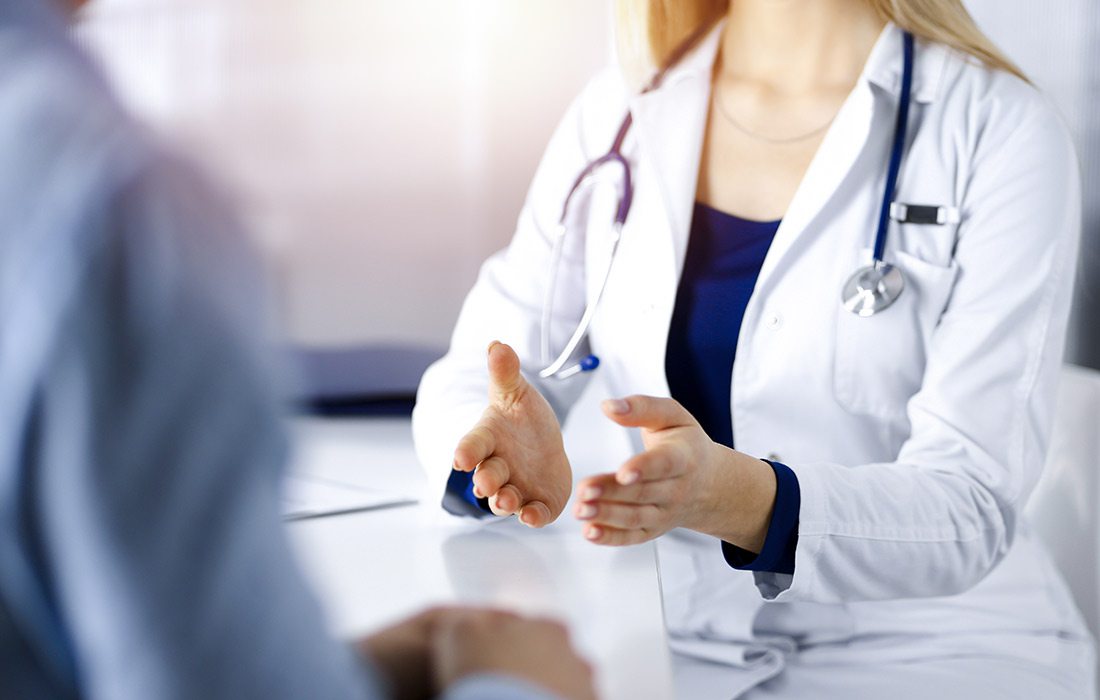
[601,395,695,430]
[487,341,526,400]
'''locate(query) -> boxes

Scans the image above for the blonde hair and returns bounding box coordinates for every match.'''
[615,0,1027,82]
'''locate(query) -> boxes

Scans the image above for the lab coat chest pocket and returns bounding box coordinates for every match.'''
[834,249,958,417]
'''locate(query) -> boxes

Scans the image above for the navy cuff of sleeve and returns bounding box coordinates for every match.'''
[721,460,800,575]
[441,468,495,518]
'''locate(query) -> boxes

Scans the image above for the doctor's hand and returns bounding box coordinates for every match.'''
[452,341,572,527]
[573,395,776,549]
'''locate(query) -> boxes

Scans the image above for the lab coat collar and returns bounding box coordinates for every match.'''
[863,23,948,104]
[646,20,946,104]
[647,19,726,92]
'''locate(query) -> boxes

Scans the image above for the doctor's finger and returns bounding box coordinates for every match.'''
[576,474,675,505]
[575,501,663,531]
[472,456,509,499]
[615,444,690,485]
[601,395,696,431]
[488,483,523,516]
[453,424,496,472]
[487,341,525,402]
[518,500,553,528]
[582,523,651,547]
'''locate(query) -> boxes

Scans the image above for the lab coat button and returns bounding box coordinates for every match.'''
[766,313,783,330]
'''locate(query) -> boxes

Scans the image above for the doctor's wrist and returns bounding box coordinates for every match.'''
[688,446,776,553]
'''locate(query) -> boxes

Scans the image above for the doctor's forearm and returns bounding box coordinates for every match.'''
[687,447,777,553]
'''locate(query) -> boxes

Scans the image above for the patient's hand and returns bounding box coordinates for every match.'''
[360,607,595,700]
[432,610,596,700]
[452,341,571,527]
[359,607,453,700]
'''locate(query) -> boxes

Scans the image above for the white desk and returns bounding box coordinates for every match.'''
[285,416,675,700]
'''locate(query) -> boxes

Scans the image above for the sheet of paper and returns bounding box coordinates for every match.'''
[282,472,416,521]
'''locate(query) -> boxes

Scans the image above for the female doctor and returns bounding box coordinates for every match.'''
[413,0,1095,696]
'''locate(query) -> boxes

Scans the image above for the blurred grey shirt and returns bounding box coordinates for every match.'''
[0,2,553,699]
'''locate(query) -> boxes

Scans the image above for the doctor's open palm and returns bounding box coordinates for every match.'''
[451,341,571,527]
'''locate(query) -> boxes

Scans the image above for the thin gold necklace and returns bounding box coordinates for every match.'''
[713,80,837,145]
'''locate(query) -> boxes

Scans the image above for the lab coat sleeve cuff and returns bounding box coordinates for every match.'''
[722,460,799,574]
[442,673,565,700]
[442,468,496,518]
[411,367,488,522]
[748,461,830,601]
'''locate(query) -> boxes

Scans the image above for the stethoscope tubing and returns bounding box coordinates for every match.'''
[874,31,915,264]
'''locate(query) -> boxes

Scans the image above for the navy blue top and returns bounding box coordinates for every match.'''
[666,203,800,575]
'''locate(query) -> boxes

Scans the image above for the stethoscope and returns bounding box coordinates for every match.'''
[539,28,916,380]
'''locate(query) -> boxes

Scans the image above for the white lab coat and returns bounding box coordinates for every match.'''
[413,21,1095,696]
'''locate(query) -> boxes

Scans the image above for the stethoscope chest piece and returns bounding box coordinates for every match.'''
[842,261,904,317]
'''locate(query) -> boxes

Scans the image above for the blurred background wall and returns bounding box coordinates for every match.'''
[77,0,613,397]
[77,1,1099,397]
[965,0,1100,372]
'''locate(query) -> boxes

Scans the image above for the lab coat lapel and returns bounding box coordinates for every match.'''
[610,26,720,399]
[626,23,723,279]
[751,80,876,294]
[752,24,945,295]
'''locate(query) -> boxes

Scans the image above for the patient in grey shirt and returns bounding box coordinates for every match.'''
[0,1,594,699]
